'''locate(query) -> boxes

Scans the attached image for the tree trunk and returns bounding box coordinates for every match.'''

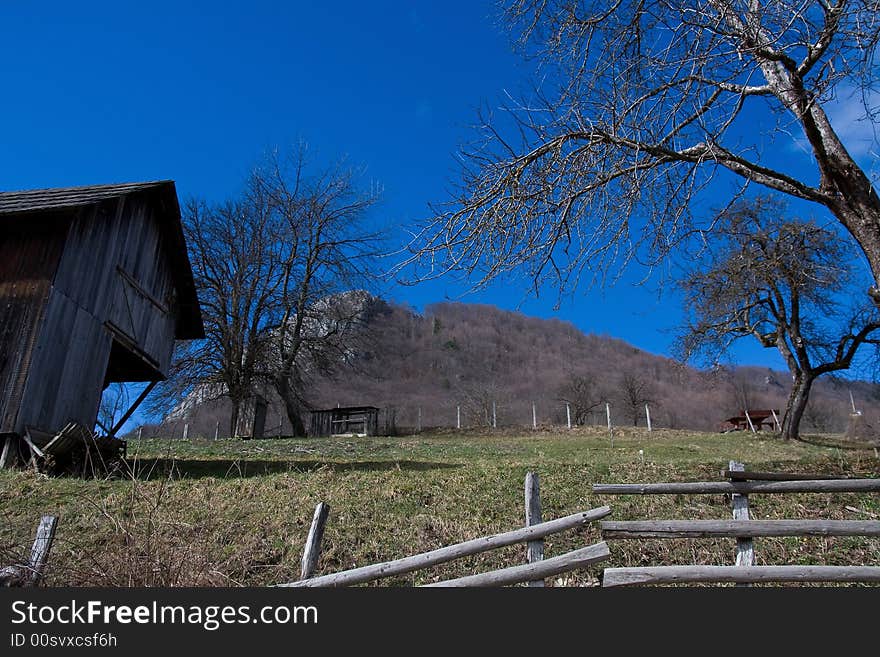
[781,373,815,441]
[275,375,307,437]
[229,399,241,439]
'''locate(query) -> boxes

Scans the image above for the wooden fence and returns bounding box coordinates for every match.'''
[596,461,880,587]
[0,515,58,587]
[278,472,611,587]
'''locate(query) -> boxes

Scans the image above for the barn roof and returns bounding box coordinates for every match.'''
[0,180,204,339]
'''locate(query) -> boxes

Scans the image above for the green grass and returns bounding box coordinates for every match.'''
[1,426,878,586]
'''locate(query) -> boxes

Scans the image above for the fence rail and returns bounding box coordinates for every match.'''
[599,519,880,539]
[279,503,611,587]
[424,542,609,587]
[603,565,880,587]
[592,479,880,495]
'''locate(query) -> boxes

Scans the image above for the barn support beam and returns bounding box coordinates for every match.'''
[107,380,157,438]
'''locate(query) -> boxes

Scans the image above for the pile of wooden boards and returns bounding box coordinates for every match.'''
[1,422,127,475]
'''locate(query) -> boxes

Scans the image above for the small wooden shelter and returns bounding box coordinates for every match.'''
[722,409,781,432]
[0,181,203,467]
[310,406,380,437]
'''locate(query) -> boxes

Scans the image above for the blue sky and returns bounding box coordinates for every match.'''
[3,0,877,389]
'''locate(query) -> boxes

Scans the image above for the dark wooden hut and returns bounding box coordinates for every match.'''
[310,406,380,437]
[0,181,203,467]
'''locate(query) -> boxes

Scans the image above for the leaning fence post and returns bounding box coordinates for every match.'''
[28,515,58,585]
[524,472,544,587]
[301,503,330,580]
[729,461,754,587]
[744,411,756,434]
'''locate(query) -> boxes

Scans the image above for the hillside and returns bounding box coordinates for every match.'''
[142,296,880,438]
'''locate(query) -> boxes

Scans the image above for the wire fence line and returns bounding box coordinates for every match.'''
[127,399,664,440]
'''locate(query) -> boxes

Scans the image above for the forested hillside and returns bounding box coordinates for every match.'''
[142,297,879,437]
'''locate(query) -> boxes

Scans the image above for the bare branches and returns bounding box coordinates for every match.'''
[401,0,880,300]
[161,146,383,436]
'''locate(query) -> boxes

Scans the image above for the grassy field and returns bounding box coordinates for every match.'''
[1,426,878,586]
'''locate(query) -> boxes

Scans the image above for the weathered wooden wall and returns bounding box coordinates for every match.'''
[7,190,181,435]
[0,214,68,434]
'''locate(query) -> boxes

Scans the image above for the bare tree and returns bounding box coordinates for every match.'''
[156,197,281,437]
[676,198,880,439]
[558,373,603,425]
[250,148,382,435]
[401,1,880,305]
[155,146,381,438]
[617,371,656,427]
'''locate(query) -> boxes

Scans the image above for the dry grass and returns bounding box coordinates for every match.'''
[0,427,878,586]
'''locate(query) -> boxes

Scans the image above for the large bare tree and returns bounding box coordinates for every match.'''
[676,197,880,439]
[161,197,282,437]
[251,149,381,435]
[157,147,381,438]
[402,1,880,303]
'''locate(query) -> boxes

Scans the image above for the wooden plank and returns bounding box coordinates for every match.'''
[0,435,12,469]
[277,506,612,588]
[300,502,330,580]
[602,565,880,587]
[27,515,58,585]
[599,519,880,538]
[592,479,880,495]
[524,472,544,587]
[722,469,848,481]
[744,410,757,433]
[21,430,44,459]
[424,542,610,587]
[729,460,753,587]
[109,380,157,437]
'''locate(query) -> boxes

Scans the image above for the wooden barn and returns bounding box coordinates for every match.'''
[0,181,203,467]
[310,406,381,437]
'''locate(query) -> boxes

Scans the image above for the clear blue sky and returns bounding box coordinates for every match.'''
[2,0,875,382]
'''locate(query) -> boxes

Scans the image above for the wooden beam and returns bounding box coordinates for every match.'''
[300,502,330,580]
[599,519,880,539]
[424,542,610,587]
[602,565,880,587]
[109,380,158,438]
[0,436,12,469]
[277,506,612,588]
[524,472,544,587]
[592,479,880,495]
[721,469,848,481]
[21,430,44,460]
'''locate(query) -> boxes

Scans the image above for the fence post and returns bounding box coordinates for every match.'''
[744,411,756,434]
[770,409,781,432]
[566,403,571,429]
[214,421,220,441]
[729,461,754,587]
[182,423,189,440]
[492,401,497,429]
[456,405,461,430]
[606,403,613,447]
[28,515,58,585]
[417,407,422,433]
[524,472,544,587]
[301,503,330,580]
[645,404,652,432]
